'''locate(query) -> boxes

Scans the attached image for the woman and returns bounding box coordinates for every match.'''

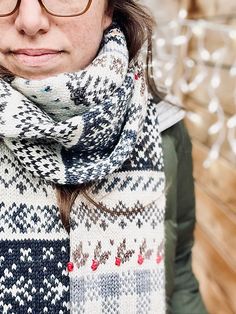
[0,0,207,313]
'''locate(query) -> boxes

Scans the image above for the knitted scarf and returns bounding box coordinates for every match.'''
[0,25,166,313]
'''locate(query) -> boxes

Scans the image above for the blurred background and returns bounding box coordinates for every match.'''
[143,1,236,313]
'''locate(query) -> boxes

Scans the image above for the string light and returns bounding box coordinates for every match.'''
[230,63,236,76]
[227,115,236,152]
[153,14,236,165]
[156,38,166,48]
[229,30,236,40]
[172,35,188,46]
[211,73,221,89]
[192,24,205,37]
[200,49,211,61]
[208,98,219,113]
[186,112,203,125]
[178,9,188,20]
[208,121,223,135]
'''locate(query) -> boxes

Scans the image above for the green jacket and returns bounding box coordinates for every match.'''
[162,121,208,314]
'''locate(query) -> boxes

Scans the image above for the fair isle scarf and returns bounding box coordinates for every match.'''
[0,25,166,313]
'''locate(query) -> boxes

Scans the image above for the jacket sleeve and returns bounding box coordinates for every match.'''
[162,121,208,314]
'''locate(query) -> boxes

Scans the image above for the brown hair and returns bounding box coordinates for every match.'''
[0,0,161,233]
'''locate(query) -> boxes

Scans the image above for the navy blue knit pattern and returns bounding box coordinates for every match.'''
[1,239,70,313]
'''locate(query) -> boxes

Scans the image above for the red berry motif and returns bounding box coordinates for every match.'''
[91,259,99,271]
[156,255,162,264]
[135,73,139,80]
[67,262,74,272]
[115,257,121,266]
[138,254,144,265]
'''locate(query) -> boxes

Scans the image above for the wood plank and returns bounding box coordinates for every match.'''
[193,257,234,314]
[195,184,236,270]
[187,0,236,16]
[193,224,236,313]
[191,139,236,213]
[186,0,236,17]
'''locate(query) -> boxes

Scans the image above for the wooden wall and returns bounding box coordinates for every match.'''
[183,1,236,314]
[185,113,236,314]
[143,0,236,313]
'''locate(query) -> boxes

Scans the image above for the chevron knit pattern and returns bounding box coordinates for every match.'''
[0,25,166,313]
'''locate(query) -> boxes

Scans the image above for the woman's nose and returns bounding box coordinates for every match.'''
[14,0,50,37]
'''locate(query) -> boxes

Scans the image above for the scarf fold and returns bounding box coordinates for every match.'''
[0,26,147,185]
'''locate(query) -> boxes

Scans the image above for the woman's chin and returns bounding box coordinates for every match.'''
[4,52,71,79]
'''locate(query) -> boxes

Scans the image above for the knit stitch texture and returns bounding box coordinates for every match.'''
[0,25,166,313]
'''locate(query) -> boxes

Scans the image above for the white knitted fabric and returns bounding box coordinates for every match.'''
[0,25,166,313]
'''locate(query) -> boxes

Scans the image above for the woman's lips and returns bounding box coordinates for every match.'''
[10,49,63,66]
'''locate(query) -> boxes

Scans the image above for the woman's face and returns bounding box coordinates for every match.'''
[0,0,112,79]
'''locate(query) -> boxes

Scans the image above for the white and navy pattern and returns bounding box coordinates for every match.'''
[0,143,70,313]
[0,24,166,313]
[69,97,166,313]
[0,26,147,185]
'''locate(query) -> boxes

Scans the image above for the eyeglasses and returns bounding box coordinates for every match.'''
[0,0,93,17]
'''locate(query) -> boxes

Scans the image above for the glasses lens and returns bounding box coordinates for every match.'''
[42,0,90,16]
[0,0,17,15]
